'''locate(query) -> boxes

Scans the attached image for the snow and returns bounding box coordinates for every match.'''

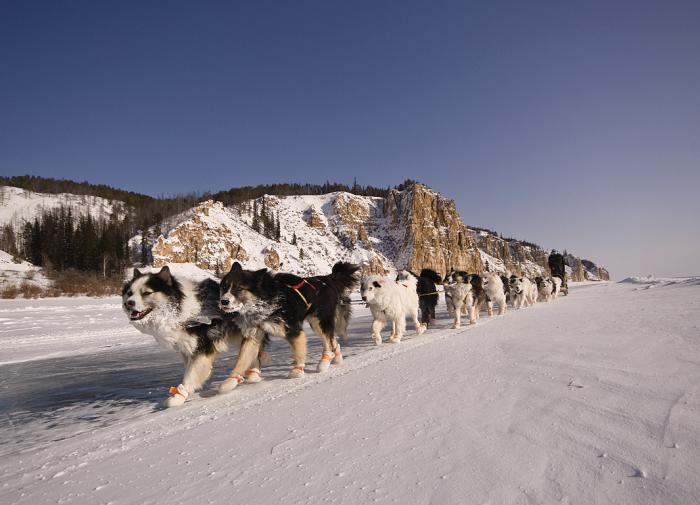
[152,195,396,276]
[620,275,700,287]
[0,250,51,292]
[1,280,699,504]
[0,250,33,273]
[0,186,126,231]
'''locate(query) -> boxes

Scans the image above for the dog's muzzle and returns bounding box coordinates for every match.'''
[220,299,243,313]
[128,307,153,321]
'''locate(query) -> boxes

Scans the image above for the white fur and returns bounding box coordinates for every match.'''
[444,281,475,328]
[551,276,562,299]
[537,278,554,302]
[361,272,424,344]
[481,272,507,316]
[510,277,537,309]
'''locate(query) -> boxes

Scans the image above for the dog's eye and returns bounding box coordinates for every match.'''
[142,291,153,296]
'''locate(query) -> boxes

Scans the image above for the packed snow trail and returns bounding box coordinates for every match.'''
[1,280,699,504]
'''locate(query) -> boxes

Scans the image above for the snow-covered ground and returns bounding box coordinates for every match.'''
[0,250,51,293]
[1,280,699,504]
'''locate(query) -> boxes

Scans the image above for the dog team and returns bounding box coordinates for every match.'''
[122,261,566,407]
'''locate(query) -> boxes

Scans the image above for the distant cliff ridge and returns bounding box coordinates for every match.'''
[149,183,608,280]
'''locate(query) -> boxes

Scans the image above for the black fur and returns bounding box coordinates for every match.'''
[417,269,440,325]
[221,262,360,341]
[500,275,510,299]
[444,270,487,314]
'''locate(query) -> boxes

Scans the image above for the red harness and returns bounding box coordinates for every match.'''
[286,278,319,310]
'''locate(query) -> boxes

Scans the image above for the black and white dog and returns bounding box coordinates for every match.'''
[444,271,488,322]
[218,261,360,390]
[122,266,265,407]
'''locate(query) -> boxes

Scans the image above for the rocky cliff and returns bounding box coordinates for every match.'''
[149,183,609,280]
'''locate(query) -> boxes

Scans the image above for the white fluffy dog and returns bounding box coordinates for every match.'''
[361,272,426,344]
[481,272,507,315]
[509,277,537,309]
[444,280,476,328]
[551,276,562,299]
[536,277,554,302]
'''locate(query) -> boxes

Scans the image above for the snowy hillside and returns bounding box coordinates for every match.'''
[150,195,399,276]
[0,186,127,231]
[1,280,699,503]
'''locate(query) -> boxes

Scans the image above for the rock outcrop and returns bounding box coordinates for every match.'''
[152,201,249,273]
[380,184,483,275]
[148,185,609,281]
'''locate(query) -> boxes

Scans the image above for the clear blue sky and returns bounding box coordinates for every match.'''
[1,1,698,278]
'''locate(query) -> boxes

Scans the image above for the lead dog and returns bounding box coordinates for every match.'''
[361,271,426,344]
[122,266,266,407]
[218,261,359,390]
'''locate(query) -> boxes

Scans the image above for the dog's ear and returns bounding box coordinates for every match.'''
[372,280,382,288]
[133,268,143,279]
[231,262,242,273]
[156,265,172,285]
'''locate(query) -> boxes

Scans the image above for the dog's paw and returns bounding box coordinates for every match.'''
[245,368,262,383]
[332,348,343,365]
[288,366,305,379]
[372,335,382,345]
[316,352,332,373]
[453,323,461,329]
[164,395,186,408]
[219,375,244,393]
[416,324,427,335]
[389,335,402,343]
[164,384,188,407]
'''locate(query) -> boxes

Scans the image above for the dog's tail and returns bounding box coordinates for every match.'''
[419,268,443,284]
[330,262,361,293]
[330,262,360,341]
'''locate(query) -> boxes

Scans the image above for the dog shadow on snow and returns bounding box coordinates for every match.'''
[0,311,460,454]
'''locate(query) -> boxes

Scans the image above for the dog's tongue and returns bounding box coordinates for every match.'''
[131,310,140,318]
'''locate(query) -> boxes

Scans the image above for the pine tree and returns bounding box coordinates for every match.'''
[252,200,261,233]
[140,226,149,266]
[0,224,18,258]
[275,211,281,241]
[291,231,297,245]
[299,248,305,260]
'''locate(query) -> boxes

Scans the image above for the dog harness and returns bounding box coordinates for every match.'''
[285,279,318,310]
